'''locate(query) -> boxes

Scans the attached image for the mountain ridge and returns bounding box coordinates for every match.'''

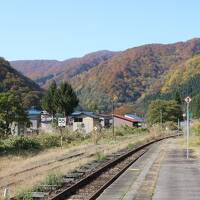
[11,50,119,86]
[10,38,200,112]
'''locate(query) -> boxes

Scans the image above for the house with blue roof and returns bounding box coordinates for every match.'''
[11,107,42,135]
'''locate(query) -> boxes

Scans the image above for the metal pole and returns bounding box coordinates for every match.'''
[178,118,180,136]
[112,100,115,139]
[160,109,163,130]
[186,102,189,159]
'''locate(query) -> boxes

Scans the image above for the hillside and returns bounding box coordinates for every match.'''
[71,38,200,111]
[143,54,200,117]
[10,38,200,113]
[11,50,118,86]
[0,58,43,108]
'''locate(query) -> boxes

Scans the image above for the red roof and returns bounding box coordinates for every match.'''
[113,114,140,123]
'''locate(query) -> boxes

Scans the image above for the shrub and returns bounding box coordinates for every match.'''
[37,133,60,148]
[192,120,200,135]
[62,130,89,143]
[115,125,147,136]
[163,121,178,130]
[10,136,41,151]
[0,136,41,154]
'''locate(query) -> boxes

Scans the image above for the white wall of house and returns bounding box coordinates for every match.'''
[40,122,54,133]
[83,116,94,133]
[73,116,94,134]
[10,122,26,135]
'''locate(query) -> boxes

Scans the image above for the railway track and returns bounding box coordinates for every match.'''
[47,134,178,200]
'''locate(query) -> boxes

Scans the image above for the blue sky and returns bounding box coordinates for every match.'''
[0,0,200,61]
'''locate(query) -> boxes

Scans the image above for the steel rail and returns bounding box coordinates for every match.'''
[49,134,178,200]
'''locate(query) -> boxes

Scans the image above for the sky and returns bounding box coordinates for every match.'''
[0,0,200,61]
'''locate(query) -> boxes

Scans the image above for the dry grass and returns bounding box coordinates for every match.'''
[0,129,170,198]
[178,134,200,157]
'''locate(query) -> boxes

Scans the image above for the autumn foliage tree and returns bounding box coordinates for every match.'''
[147,100,182,125]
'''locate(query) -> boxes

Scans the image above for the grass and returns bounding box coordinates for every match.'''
[0,125,174,198]
[14,171,63,199]
[15,189,32,200]
[127,143,135,150]
[178,120,200,159]
[96,152,107,161]
[33,172,63,192]
[0,131,90,156]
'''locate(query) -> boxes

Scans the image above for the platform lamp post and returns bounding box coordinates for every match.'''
[185,96,192,159]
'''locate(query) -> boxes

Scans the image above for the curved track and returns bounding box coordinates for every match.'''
[49,135,178,200]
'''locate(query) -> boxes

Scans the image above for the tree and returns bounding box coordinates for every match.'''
[42,81,79,118]
[147,99,182,125]
[56,82,79,117]
[191,94,200,118]
[0,92,29,135]
[22,91,42,109]
[87,101,100,113]
[42,80,58,117]
[174,90,182,105]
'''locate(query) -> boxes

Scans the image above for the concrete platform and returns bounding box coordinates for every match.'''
[97,139,168,200]
[97,137,200,200]
[152,142,200,200]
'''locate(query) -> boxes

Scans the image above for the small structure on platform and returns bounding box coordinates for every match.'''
[114,114,141,128]
[71,111,101,134]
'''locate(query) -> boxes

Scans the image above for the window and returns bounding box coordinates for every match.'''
[74,117,83,122]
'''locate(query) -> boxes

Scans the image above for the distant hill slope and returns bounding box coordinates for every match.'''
[10,38,200,112]
[71,38,200,111]
[11,50,118,86]
[0,58,43,108]
[143,54,200,113]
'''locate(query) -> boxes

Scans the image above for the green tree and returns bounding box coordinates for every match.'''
[174,90,182,105]
[147,99,182,125]
[87,101,100,113]
[191,94,200,118]
[0,92,29,135]
[22,91,42,109]
[56,82,79,117]
[42,80,58,117]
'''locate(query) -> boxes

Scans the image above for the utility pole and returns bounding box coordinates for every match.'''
[112,95,117,140]
[160,109,163,128]
[185,96,192,159]
[112,99,115,139]
[177,118,180,136]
